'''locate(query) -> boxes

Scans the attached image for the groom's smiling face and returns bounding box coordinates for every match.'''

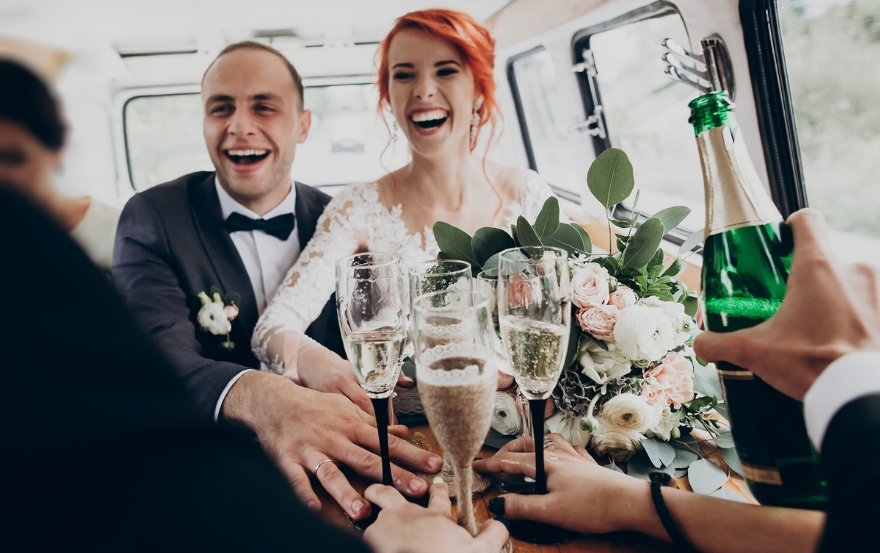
[202,48,310,215]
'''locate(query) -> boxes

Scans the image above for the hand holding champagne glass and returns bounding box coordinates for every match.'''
[336,252,406,487]
[412,289,496,536]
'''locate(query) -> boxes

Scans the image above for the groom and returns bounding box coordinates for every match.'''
[113,42,439,520]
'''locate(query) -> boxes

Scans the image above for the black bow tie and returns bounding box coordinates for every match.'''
[224,212,296,241]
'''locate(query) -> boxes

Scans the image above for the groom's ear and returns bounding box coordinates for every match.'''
[296,109,312,144]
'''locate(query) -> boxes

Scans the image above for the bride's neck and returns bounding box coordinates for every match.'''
[403,151,484,211]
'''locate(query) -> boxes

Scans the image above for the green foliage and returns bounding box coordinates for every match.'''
[688,459,728,495]
[678,227,704,254]
[472,228,515,266]
[622,218,664,270]
[587,148,635,209]
[533,196,561,237]
[515,216,543,249]
[543,224,587,257]
[652,206,691,234]
[433,222,480,269]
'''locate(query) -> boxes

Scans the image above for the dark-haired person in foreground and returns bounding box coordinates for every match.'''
[112,41,439,521]
[0,58,120,268]
[0,186,506,553]
[477,208,880,553]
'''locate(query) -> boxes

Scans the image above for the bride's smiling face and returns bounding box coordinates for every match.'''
[387,29,477,156]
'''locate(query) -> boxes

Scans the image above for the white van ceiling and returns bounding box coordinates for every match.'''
[0,0,511,50]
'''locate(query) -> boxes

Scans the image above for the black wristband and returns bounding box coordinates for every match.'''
[649,472,700,553]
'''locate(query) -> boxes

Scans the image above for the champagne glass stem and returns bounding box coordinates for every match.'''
[529,399,547,494]
[372,397,393,486]
[454,460,478,536]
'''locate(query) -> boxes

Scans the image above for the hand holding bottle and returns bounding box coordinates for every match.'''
[695,208,880,401]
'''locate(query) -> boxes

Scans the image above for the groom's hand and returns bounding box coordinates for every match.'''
[220,370,441,520]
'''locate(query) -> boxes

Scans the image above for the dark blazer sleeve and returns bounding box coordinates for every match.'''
[1,188,368,553]
[113,192,246,420]
[817,393,880,552]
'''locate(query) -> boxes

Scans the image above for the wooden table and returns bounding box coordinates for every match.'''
[312,424,754,552]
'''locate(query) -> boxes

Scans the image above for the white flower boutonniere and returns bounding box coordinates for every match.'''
[197,286,240,350]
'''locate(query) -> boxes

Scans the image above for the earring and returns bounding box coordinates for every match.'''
[392,119,399,144]
[469,98,483,149]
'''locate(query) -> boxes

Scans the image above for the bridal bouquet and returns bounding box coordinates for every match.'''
[435,149,735,484]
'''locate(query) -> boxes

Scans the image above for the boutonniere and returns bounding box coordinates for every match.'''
[197,286,241,350]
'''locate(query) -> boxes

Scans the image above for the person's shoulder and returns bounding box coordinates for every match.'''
[132,171,214,207]
[294,181,333,207]
[489,163,534,201]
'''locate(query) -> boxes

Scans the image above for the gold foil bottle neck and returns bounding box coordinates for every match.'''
[698,126,782,238]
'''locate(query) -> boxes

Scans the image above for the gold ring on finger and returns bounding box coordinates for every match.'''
[314,458,336,474]
[543,437,557,448]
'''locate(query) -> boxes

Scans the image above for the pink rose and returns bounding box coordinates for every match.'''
[571,263,610,309]
[224,304,239,321]
[507,273,540,309]
[640,353,695,408]
[609,285,637,310]
[576,305,619,342]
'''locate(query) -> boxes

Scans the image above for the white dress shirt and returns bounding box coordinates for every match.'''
[213,178,301,421]
[804,351,880,451]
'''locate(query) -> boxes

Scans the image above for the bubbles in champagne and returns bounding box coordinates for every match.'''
[499,316,567,399]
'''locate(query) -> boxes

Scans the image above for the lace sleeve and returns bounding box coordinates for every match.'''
[251,184,371,371]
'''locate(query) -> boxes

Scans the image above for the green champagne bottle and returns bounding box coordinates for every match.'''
[691,91,828,509]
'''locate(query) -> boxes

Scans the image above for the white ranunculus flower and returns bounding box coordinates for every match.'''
[637,297,694,347]
[600,393,660,434]
[647,405,684,441]
[590,417,643,461]
[613,305,675,362]
[198,302,232,335]
[579,341,631,385]
[546,410,591,447]
[491,392,522,436]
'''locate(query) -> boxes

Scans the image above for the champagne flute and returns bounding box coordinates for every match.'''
[497,246,572,543]
[336,252,406,488]
[411,289,496,536]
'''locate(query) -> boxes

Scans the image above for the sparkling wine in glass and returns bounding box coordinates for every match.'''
[497,246,572,543]
[336,252,406,487]
[412,289,496,536]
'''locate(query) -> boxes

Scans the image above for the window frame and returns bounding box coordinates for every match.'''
[570,1,694,245]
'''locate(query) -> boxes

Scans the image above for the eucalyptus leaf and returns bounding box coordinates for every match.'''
[542,224,585,257]
[678,227,704,254]
[652,206,691,234]
[708,487,749,503]
[437,251,450,261]
[631,189,640,211]
[673,447,699,469]
[433,222,480,268]
[482,252,501,271]
[721,447,744,476]
[674,468,689,479]
[209,285,221,296]
[587,148,635,209]
[563,317,581,369]
[626,449,675,481]
[714,402,730,421]
[610,219,632,229]
[688,459,728,495]
[642,438,676,468]
[622,218,664,270]
[533,197,561,237]
[692,362,722,401]
[571,223,592,254]
[714,426,736,449]
[472,227,515,266]
[515,216,543,249]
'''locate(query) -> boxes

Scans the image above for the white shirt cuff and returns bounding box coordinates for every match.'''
[803,351,880,451]
[213,369,253,423]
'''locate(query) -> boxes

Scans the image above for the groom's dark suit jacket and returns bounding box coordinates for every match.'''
[0,187,366,552]
[818,392,880,552]
[113,171,343,419]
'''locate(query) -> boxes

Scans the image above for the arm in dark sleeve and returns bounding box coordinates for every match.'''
[817,393,880,553]
[112,193,245,420]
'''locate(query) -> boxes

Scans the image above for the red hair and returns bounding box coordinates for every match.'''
[376,9,498,152]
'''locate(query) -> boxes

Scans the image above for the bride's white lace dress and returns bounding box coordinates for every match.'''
[252,170,557,371]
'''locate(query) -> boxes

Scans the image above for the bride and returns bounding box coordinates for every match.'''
[252,9,556,408]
